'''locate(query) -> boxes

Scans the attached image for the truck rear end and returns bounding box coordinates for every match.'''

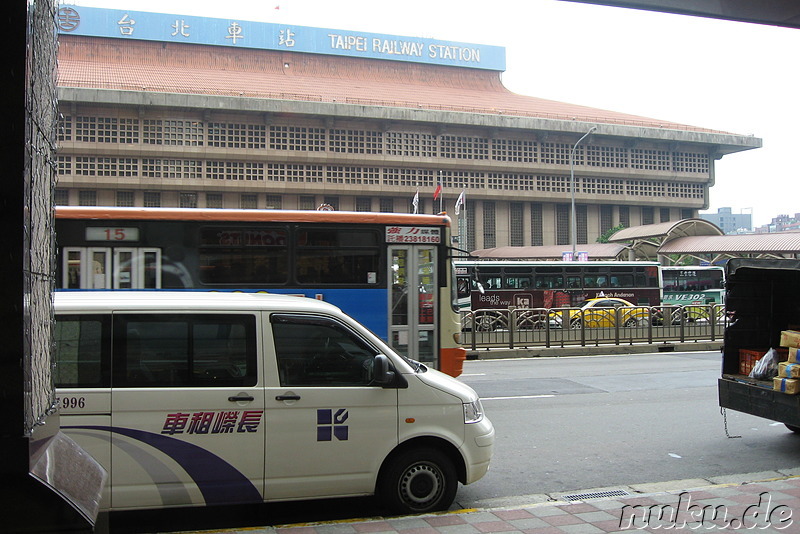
[718,258,800,430]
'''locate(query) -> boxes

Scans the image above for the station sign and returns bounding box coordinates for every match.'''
[57,6,506,71]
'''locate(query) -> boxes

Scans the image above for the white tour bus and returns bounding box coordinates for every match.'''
[53,291,494,515]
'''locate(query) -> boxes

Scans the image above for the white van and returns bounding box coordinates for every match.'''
[53,291,494,515]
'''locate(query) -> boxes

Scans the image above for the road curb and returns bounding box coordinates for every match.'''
[464,471,800,512]
[467,341,723,360]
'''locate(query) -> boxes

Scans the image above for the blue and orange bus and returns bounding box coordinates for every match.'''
[54,206,465,376]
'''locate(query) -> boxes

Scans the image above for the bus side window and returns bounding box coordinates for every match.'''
[505,277,531,289]
[537,275,563,289]
[481,277,501,289]
[566,276,581,289]
[617,274,633,288]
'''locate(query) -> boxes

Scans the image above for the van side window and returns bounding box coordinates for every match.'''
[271,314,379,387]
[54,314,111,387]
[114,314,257,388]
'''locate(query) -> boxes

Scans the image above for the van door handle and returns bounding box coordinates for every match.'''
[275,395,301,401]
[228,395,255,402]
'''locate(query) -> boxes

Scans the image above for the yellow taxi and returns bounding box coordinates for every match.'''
[551,297,651,329]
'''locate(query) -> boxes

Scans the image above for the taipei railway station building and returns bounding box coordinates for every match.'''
[54,6,761,251]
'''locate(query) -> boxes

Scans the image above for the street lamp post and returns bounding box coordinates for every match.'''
[570,126,597,259]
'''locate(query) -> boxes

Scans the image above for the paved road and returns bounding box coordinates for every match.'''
[454,350,800,509]
[111,350,800,533]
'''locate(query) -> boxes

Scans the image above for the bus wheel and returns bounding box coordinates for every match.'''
[378,448,458,515]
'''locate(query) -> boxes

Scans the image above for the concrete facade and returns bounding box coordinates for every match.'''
[55,33,762,250]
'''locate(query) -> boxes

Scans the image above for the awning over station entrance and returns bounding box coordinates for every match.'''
[607,218,724,261]
[470,220,800,263]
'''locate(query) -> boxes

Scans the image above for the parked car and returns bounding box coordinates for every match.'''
[550,298,651,329]
[54,291,495,515]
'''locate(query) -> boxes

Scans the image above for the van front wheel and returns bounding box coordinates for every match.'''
[378,448,458,515]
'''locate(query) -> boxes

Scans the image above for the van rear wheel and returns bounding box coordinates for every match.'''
[378,448,457,515]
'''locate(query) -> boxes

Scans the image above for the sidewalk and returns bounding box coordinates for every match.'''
[179,474,800,533]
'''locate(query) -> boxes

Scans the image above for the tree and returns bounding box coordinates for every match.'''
[597,224,626,244]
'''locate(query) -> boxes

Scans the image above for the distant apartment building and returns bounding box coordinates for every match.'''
[755,213,800,234]
[700,207,752,234]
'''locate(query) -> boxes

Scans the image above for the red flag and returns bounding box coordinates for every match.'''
[433,183,442,200]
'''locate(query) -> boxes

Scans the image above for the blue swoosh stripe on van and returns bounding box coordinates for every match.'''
[65,425,262,505]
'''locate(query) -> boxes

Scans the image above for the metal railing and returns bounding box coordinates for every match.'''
[460,304,726,350]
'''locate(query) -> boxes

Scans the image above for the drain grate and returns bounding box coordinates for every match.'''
[562,489,631,501]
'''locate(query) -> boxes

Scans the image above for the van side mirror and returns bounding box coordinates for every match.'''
[373,354,396,386]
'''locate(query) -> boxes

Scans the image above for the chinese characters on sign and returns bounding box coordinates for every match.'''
[385,226,441,244]
[161,410,263,435]
[171,19,191,38]
[226,22,244,44]
[117,14,135,35]
[279,29,296,47]
[85,10,250,45]
[56,7,505,71]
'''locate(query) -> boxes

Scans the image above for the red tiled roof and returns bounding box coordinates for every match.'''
[57,35,719,133]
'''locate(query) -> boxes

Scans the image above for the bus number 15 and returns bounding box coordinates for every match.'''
[85,226,140,242]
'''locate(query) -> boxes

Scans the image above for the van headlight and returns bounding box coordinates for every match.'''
[463,399,484,424]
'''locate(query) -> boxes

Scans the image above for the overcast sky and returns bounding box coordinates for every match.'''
[66,0,800,228]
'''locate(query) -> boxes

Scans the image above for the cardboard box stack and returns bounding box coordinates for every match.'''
[774,330,800,395]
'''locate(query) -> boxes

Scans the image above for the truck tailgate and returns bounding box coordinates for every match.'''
[719,376,800,428]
